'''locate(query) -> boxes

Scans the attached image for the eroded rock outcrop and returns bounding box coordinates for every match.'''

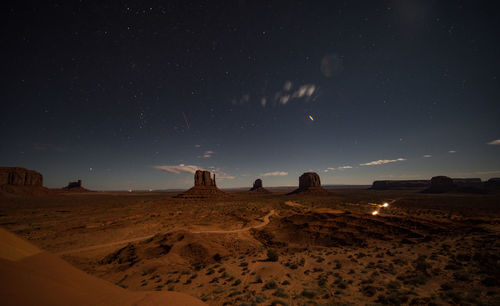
[0,167,43,186]
[63,179,90,192]
[0,167,49,195]
[288,172,328,195]
[176,170,227,198]
[249,178,270,194]
[423,176,456,193]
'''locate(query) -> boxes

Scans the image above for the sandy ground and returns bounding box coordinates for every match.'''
[1,189,499,305]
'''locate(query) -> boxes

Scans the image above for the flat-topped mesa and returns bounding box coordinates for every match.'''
[288,172,328,195]
[371,180,430,190]
[0,167,50,195]
[0,167,43,186]
[176,170,227,198]
[423,176,456,193]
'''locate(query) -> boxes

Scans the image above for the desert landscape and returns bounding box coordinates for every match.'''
[3,1,500,305]
[1,167,499,305]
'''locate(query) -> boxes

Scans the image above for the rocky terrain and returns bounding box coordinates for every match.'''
[2,187,498,305]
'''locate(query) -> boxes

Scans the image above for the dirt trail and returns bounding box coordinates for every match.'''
[57,210,275,255]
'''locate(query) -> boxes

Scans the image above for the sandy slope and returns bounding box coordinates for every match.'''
[0,228,206,306]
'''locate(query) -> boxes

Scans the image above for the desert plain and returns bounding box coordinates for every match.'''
[1,187,499,305]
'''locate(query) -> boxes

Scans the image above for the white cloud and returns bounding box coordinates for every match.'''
[448,150,457,154]
[487,139,500,145]
[423,154,432,158]
[360,158,406,166]
[202,150,214,158]
[292,84,316,99]
[283,81,292,91]
[194,144,201,148]
[212,169,235,180]
[153,164,235,180]
[326,165,353,172]
[152,164,199,174]
[261,171,288,177]
[280,95,290,104]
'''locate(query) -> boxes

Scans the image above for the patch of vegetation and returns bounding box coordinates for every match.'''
[267,249,279,262]
[263,280,278,290]
[301,289,316,299]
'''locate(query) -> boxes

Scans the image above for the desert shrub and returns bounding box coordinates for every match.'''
[212,287,224,294]
[282,280,290,285]
[453,270,470,281]
[239,262,248,267]
[376,290,409,304]
[317,274,328,287]
[228,290,242,297]
[270,299,288,306]
[232,279,241,286]
[184,279,191,284]
[267,249,279,262]
[361,285,377,297]
[386,280,401,290]
[206,268,215,275]
[299,258,306,266]
[263,280,278,290]
[316,256,324,263]
[273,288,289,298]
[301,289,316,299]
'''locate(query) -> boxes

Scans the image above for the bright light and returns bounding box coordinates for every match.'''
[382,202,389,207]
[308,115,314,121]
[372,210,379,215]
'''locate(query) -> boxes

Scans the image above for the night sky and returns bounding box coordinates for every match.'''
[2,1,500,190]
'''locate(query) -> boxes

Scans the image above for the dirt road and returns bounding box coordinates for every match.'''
[57,209,275,255]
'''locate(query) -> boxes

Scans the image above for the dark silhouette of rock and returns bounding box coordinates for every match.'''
[485,178,500,190]
[252,179,262,189]
[176,170,227,198]
[0,167,43,186]
[249,179,271,194]
[371,180,429,190]
[423,176,456,193]
[63,179,90,192]
[288,172,328,195]
[0,167,49,195]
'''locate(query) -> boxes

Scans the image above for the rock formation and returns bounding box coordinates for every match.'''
[288,172,328,195]
[195,171,216,186]
[423,176,456,193]
[176,170,227,198]
[0,167,48,195]
[63,179,90,192]
[0,167,43,186]
[249,178,271,194]
[371,180,429,190]
[485,178,500,190]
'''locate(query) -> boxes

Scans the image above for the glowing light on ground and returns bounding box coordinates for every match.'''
[372,210,379,215]
[382,202,389,207]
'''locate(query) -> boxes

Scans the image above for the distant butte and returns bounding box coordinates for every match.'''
[287,172,328,195]
[63,179,91,192]
[175,170,228,198]
[249,179,271,194]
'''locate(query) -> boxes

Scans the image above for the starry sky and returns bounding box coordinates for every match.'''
[2,1,500,190]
